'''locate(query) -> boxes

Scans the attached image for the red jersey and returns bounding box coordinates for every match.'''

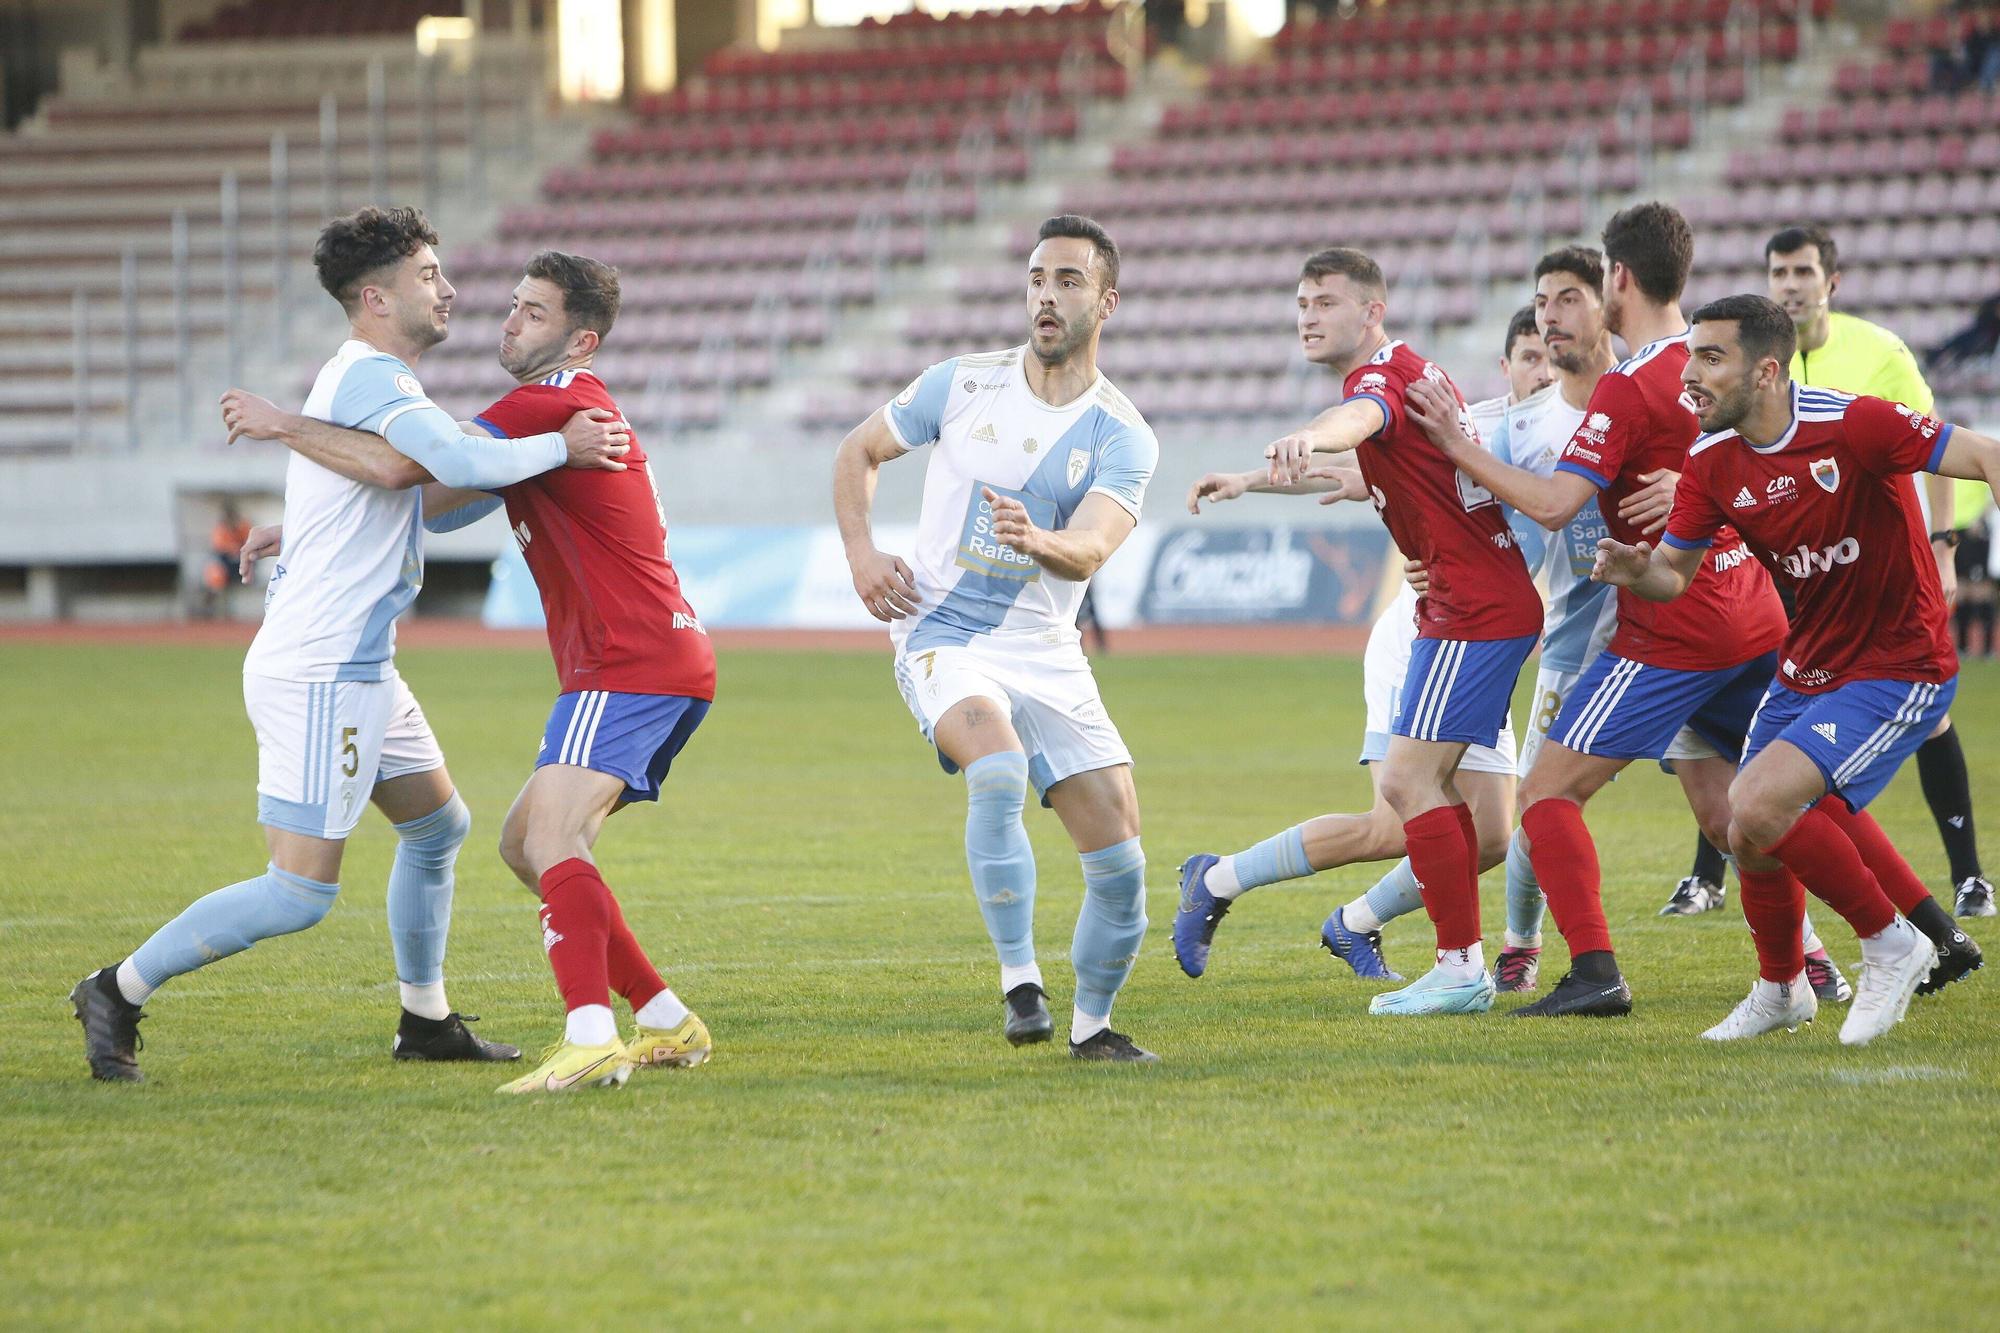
[1663,387,1957,693]
[1346,340,1541,641]
[474,369,716,701]
[1556,333,1787,670]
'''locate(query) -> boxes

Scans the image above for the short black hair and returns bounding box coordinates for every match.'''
[1300,246,1387,300]
[524,249,621,338]
[1035,214,1119,292]
[313,206,439,313]
[1503,304,1540,359]
[1764,223,1839,276]
[1534,244,1606,293]
[1601,201,1694,305]
[1690,293,1797,371]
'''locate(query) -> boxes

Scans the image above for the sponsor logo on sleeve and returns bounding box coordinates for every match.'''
[1892,403,1942,439]
[895,376,921,408]
[1356,372,1388,393]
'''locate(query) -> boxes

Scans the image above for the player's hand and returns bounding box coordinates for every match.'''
[1935,542,1960,608]
[1404,558,1429,596]
[1305,464,1367,505]
[1187,471,1250,513]
[1403,378,1464,451]
[983,486,1045,559]
[560,408,631,471]
[1592,537,1652,587]
[238,523,282,582]
[1264,431,1315,486]
[1619,468,1680,536]
[219,389,289,445]
[849,546,920,621]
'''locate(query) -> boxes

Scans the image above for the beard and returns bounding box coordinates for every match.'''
[1030,311,1094,366]
[1698,382,1755,434]
[403,305,449,351]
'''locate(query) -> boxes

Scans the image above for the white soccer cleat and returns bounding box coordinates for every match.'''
[1700,973,1817,1041]
[1840,922,1938,1048]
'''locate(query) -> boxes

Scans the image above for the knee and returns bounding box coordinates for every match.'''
[964,751,1030,828]
[403,792,471,857]
[497,814,532,881]
[1376,770,1430,821]
[1726,779,1790,853]
[267,865,340,934]
[1476,826,1511,871]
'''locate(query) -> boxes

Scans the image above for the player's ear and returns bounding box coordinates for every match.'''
[1826,270,1840,301]
[569,327,601,360]
[1098,286,1117,319]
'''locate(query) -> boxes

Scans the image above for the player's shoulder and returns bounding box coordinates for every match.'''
[1688,427,1738,460]
[950,344,1023,377]
[1090,373,1153,438]
[1609,330,1689,380]
[330,339,420,390]
[1797,384,1858,422]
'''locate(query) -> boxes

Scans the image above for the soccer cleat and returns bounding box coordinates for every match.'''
[1700,975,1818,1041]
[1069,1028,1159,1062]
[70,968,145,1083]
[1367,965,1496,1016]
[1172,854,1229,978]
[1916,924,1983,996]
[1804,952,1853,1004]
[1659,876,1726,916]
[392,1011,522,1062]
[495,1039,631,1094]
[1839,932,1938,1047]
[1319,907,1402,982]
[1002,984,1053,1046]
[1509,970,1633,1018]
[1955,876,1996,918]
[1493,945,1541,993]
[624,1013,713,1069]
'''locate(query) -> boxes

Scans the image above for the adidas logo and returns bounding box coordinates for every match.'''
[971,423,999,444]
[1812,721,1838,745]
[1732,487,1757,509]
[1950,816,1966,828]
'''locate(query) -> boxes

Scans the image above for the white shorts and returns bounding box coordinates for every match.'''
[893,629,1131,805]
[1518,664,1581,777]
[1359,597,1517,775]
[245,670,445,840]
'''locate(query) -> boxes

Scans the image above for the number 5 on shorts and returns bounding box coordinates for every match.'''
[340,726,359,778]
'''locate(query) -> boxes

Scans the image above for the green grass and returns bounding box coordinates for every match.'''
[2,641,1995,1330]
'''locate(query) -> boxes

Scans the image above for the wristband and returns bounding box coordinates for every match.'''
[1931,530,1960,548]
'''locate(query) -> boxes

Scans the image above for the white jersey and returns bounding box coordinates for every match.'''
[244,339,433,682]
[883,345,1158,653]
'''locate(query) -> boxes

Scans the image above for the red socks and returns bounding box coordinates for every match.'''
[605,896,668,1013]
[1735,865,1808,981]
[1765,809,1897,939]
[538,858,614,1013]
[1521,798,1614,956]
[1405,804,1480,951]
[1810,796,1931,915]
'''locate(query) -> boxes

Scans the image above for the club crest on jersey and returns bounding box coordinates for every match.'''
[394,372,422,398]
[1067,447,1089,489]
[1810,457,1840,493]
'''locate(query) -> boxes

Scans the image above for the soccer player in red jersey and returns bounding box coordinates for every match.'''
[1596,294,1993,1044]
[1410,203,1791,1018]
[1201,247,1543,1017]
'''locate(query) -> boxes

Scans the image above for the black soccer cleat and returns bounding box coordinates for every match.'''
[1916,926,1983,997]
[1069,1028,1160,1063]
[1508,970,1633,1018]
[1003,983,1054,1046]
[392,1011,522,1062]
[71,968,145,1083]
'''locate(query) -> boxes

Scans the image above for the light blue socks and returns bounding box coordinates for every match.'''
[1207,823,1312,898]
[964,752,1038,968]
[387,792,468,995]
[1362,857,1427,926]
[1505,829,1546,943]
[1072,837,1148,1020]
[125,863,340,999]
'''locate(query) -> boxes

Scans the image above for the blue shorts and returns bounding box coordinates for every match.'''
[536,690,710,804]
[1391,634,1537,748]
[1554,650,1776,761]
[1743,676,1956,812]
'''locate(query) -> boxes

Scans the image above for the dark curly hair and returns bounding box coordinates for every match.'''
[314,206,439,313]
[524,250,621,338]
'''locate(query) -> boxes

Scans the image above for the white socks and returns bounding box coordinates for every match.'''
[1000,961,1044,995]
[1203,856,1244,900]
[1503,930,1542,950]
[1436,941,1486,979]
[1858,916,1922,965]
[1342,896,1384,933]
[114,958,154,1006]
[635,988,690,1030]
[565,1003,617,1046]
[1071,1005,1110,1044]
[399,981,450,1021]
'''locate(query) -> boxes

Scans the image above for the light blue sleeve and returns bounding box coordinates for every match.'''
[882,357,961,449]
[1488,410,1547,571]
[1088,421,1159,520]
[329,356,566,490]
[424,495,505,533]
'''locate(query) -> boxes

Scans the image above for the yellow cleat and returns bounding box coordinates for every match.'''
[495,1039,631,1094]
[623,1013,712,1070]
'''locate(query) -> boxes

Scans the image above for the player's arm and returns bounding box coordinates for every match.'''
[1590,536,1705,601]
[1187,465,1366,513]
[832,406,921,621]
[1405,379,1595,529]
[417,422,508,533]
[1264,398,1384,485]
[985,488,1134,583]
[1931,424,2000,495]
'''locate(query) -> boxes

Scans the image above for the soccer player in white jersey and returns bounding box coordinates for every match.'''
[70,207,629,1082]
[1174,307,1549,982]
[832,215,1162,1061]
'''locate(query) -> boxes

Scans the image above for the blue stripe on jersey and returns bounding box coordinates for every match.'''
[906,408,1111,650]
[340,490,423,677]
[1661,530,1711,550]
[1556,458,1611,489]
[1927,423,1955,473]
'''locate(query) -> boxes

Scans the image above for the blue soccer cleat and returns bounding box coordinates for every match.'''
[1172,854,1229,978]
[1319,906,1403,982]
[1367,964,1497,1016]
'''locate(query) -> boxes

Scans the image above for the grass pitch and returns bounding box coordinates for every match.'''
[2,639,1995,1330]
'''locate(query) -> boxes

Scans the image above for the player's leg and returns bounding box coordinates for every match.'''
[1802,796,1982,995]
[1511,734,1628,1015]
[1046,765,1156,1062]
[1913,717,1994,917]
[72,677,371,1081]
[1497,665,1573,992]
